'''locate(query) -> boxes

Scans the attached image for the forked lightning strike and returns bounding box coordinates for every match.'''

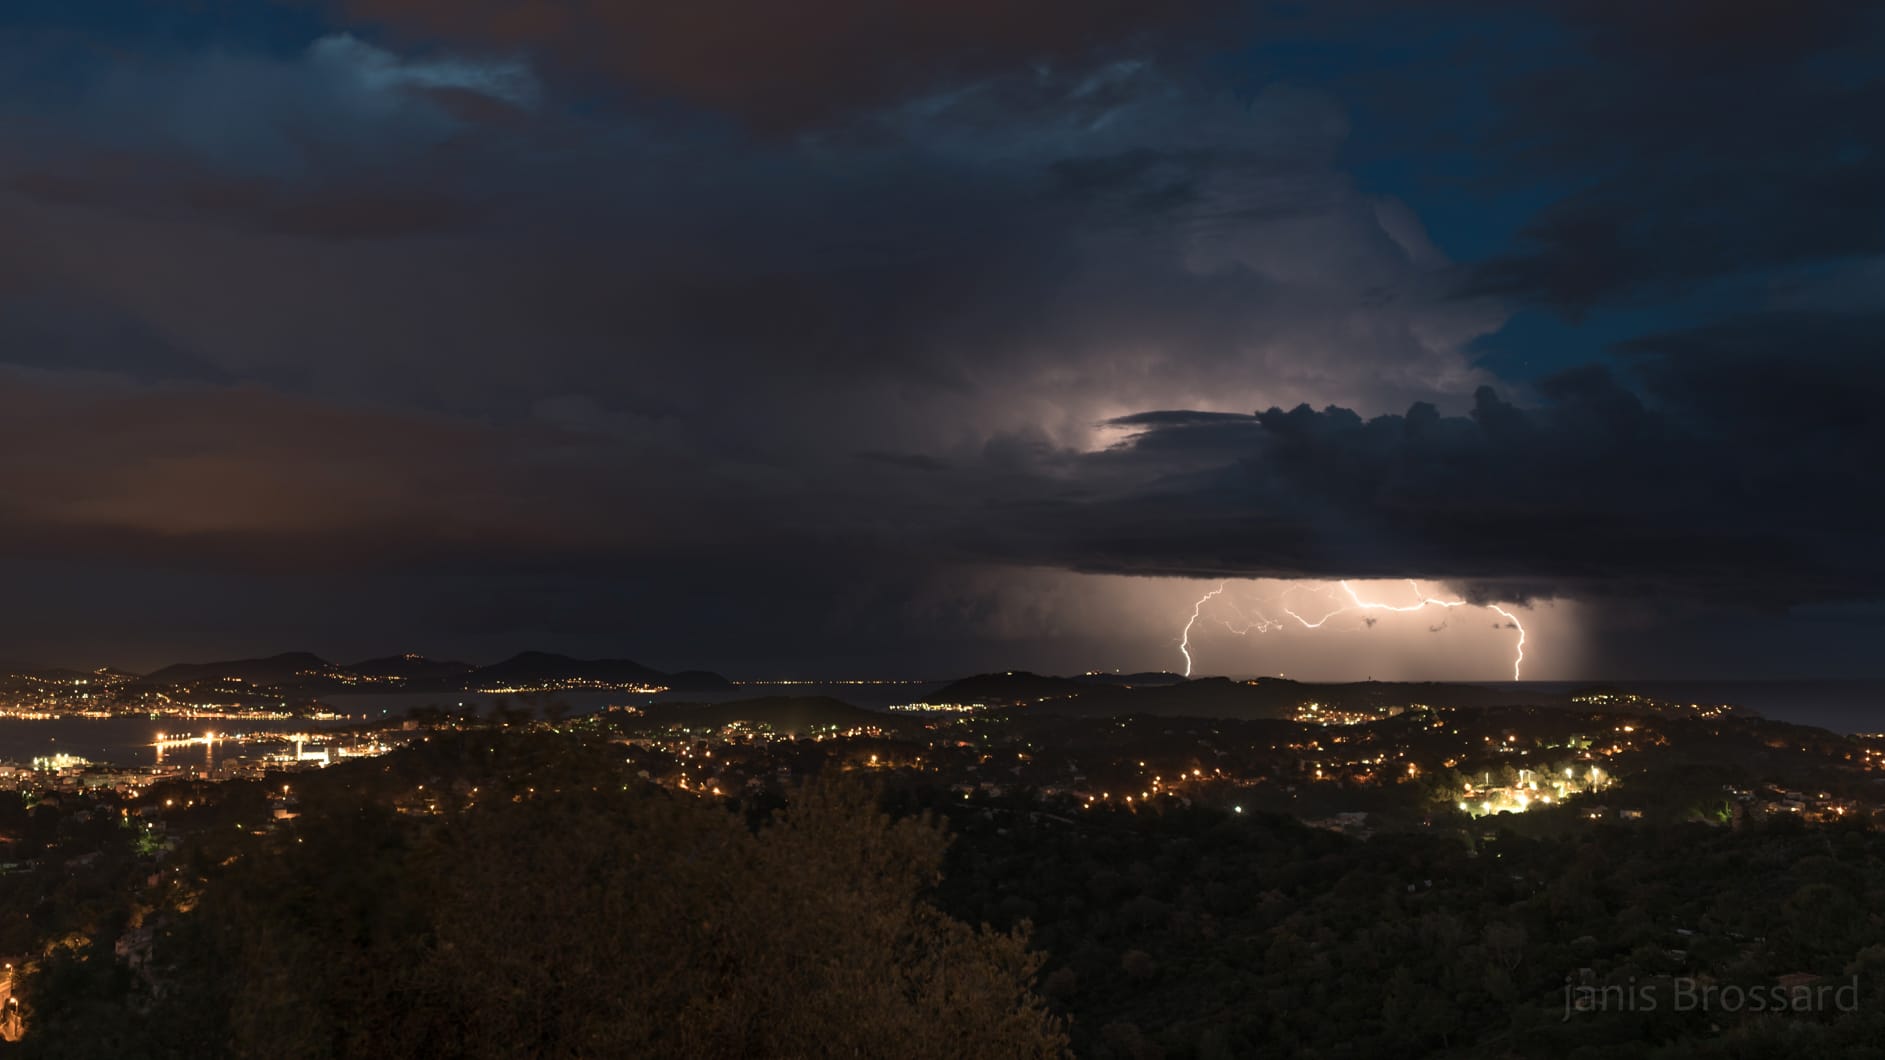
[1181,579,1530,680]
[1178,584,1226,677]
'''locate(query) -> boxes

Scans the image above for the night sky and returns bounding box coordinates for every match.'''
[1,1,1880,679]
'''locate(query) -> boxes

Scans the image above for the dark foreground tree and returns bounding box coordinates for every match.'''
[19,738,1067,1059]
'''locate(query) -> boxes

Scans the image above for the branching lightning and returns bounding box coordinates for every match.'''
[1179,584,1226,677]
[1180,579,1531,680]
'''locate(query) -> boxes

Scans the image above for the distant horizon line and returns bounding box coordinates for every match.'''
[5,653,1883,688]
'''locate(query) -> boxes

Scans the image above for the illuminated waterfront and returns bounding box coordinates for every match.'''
[0,716,364,768]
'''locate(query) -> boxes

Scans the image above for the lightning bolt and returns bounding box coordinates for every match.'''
[1179,584,1226,677]
[1218,596,1284,636]
[1280,584,1350,629]
[1490,604,1526,680]
[1180,579,1530,680]
[1340,580,1527,681]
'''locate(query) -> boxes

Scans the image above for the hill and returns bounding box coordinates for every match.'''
[142,652,337,687]
[930,672,1090,705]
[663,669,738,694]
[348,653,476,681]
[1073,671,1186,688]
[466,651,670,689]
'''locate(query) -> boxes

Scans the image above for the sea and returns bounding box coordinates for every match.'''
[0,715,365,770]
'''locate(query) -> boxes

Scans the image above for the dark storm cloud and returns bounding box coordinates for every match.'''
[1464,142,1885,314]
[332,0,1233,130]
[984,320,1885,607]
[9,157,483,240]
[0,372,647,562]
[0,38,1487,456]
[1621,313,1885,441]
[2,0,1880,675]
[0,33,530,243]
[0,295,235,384]
[1458,0,1885,312]
[1551,0,1868,70]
